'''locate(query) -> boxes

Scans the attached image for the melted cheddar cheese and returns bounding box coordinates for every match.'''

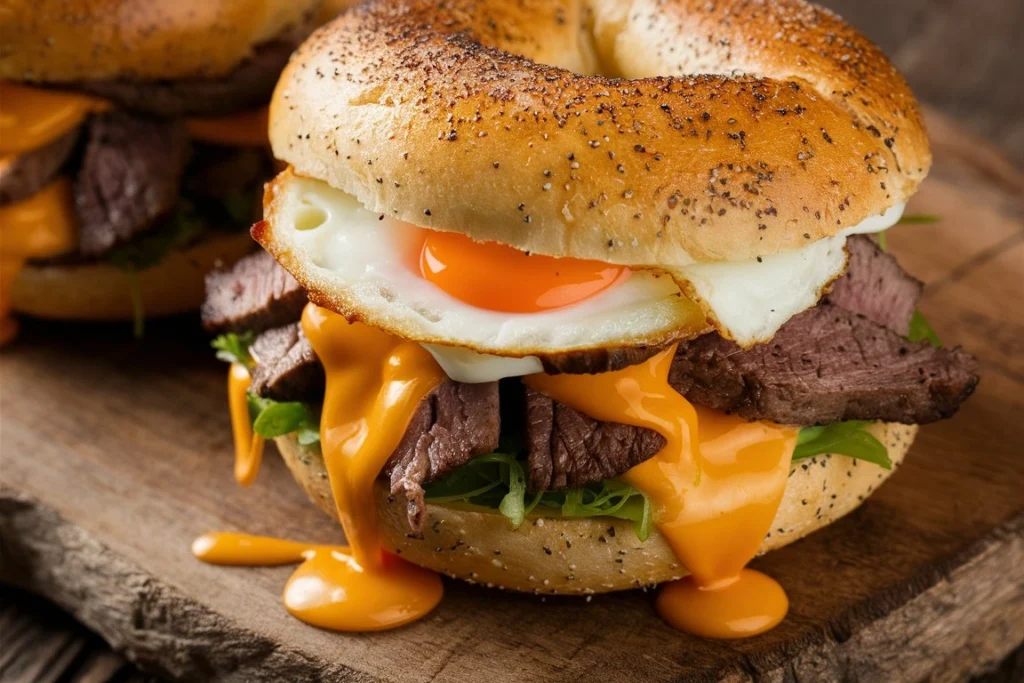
[0,83,109,155]
[526,347,797,638]
[202,313,799,638]
[197,304,445,631]
[227,363,265,485]
[0,178,78,343]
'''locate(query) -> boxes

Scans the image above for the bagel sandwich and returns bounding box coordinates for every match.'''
[199,0,980,636]
[0,0,330,343]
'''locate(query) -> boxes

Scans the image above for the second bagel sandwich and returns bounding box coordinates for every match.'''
[198,0,980,638]
[0,0,325,342]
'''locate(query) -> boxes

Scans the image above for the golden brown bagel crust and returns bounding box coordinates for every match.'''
[11,232,254,320]
[0,0,319,82]
[275,421,915,594]
[269,0,930,267]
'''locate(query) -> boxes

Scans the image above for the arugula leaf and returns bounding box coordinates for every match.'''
[794,421,891,469]
[907,310,942,347]
[796,425,826,446]
[211,331,319,443]
[211,332,255,367]
[104,201,205,272]
[877,214,941,252]
[897,214,941,225]
[247,394,320,443]
[423,451,652,540]
[125,271,145,339]
[496,455,528,526]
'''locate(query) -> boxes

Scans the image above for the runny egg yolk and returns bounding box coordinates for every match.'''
[419,230,630,313]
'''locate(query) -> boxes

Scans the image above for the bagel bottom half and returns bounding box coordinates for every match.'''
[275,422,916,595]
[11,232,254,321]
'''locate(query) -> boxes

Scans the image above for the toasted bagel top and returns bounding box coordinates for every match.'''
[0,0,319,82]
[269,0,930,266]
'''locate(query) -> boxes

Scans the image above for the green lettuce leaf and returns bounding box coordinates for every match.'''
[423,451,653,540]
[877,214,941,252]
[907,310,942,347]
[794,421,891,469]
[247,394,320,444]
[104,201,205,272]
[897,214,941,225]
[210,331,319,444]
[211,332,255,367]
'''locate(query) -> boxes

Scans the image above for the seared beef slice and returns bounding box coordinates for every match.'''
[249,323,324,401]
[385,381,500,531]
[202,251,308,333]
[670,304,979,425]
[526,237,978,484]
[826,236,923,335]
[525,387,664,491]
[75,112,189,255]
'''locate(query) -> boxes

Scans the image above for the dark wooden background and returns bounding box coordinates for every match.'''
[1,1,1021,681]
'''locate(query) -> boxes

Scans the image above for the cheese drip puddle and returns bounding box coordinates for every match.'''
[525,348,797,638]
[196,303,445,631]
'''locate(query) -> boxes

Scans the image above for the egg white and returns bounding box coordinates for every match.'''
[262,172,902,381]
[263,173,707,359]
[678,202,903,344]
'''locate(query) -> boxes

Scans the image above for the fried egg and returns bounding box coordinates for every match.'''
[260,171,902,382]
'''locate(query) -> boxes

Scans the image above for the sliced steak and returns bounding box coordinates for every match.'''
[670,304,979,425]
[826,236,923,335]
[385,381,501,532]
[540,344,668,374]
[71,39,298,118]
[0,128,79,205]
[202,250,308,333]
[74,112,190,256]
[249,323,324,401]
[525,386,665,491]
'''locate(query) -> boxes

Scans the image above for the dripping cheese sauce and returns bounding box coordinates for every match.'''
[526,349,795,638]
[198,304,446,630]
[0,82,267,343]
[199,236,800,638]
[0,84,106,342]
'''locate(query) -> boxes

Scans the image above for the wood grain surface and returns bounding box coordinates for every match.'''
[2,0,1023,679]
[1,106,1022,683]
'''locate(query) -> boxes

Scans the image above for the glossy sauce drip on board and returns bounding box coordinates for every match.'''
[196,303,446,631]
[0,179,78,344]
[525,347,797,639]
[193,531,443,631]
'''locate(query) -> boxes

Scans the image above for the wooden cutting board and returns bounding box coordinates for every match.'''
[1,109,1022,683]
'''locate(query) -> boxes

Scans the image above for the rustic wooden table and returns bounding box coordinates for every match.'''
[1,1,1021,681]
